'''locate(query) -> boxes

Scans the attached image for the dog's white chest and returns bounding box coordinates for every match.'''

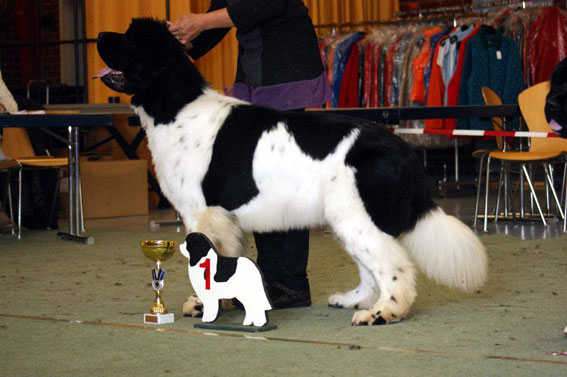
[134,92,238,224]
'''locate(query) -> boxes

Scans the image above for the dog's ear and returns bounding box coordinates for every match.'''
[185,233,214,266]
[97,32,125,71]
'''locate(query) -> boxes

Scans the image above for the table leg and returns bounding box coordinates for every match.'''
[56,125,93,244]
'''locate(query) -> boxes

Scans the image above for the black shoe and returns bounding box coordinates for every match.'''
[266,282,311,309]
[232,281,312,310]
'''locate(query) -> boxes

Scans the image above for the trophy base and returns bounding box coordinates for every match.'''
[144,313,174,324]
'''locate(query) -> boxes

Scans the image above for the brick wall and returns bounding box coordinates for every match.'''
[0,0,21,89]
[0,0,61,94]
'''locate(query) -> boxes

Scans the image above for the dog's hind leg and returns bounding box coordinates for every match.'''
[324,167,416,325]
[328,257,378,309]
[334,225,417,325]
[347,235,417,325]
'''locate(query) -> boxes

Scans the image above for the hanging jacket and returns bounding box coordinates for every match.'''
[527,7,567,85]
[410,26,442,104]
[457,25,524,130]
[338,40,362,108]
[424,34,450,129]
[331,32,364,108]
[444,26,479,130]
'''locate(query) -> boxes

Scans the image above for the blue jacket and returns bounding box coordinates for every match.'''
[457,25,525,130]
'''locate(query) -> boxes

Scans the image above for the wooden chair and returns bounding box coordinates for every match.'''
[473,87,504,227]
[0,127,69,239]
[483,81,567,231]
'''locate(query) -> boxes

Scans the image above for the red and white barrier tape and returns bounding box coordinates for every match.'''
[391,128,560,138]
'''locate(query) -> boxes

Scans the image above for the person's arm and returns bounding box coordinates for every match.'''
[168,0,233,59]
[0,70,18,113]
[168,8,234,47]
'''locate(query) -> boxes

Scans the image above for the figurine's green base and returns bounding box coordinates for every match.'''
[194,322,277,332]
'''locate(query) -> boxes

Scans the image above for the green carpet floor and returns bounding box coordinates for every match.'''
[0,228,566,376]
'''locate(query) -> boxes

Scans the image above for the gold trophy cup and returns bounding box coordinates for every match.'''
[140,240,177,324]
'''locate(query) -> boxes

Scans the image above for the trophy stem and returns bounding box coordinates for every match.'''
[151,289,168,315]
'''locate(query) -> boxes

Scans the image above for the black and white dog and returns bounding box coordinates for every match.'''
[97,18,487,325]
[546,58,567,138]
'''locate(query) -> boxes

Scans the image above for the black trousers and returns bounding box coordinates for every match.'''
[253,229,310,291]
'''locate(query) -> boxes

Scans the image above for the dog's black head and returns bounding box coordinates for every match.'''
[181,233,215,267]
[545,58,567,138]
[97,18,206,123]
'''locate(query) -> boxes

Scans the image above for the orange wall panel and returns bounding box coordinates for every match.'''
[85,0,397,104]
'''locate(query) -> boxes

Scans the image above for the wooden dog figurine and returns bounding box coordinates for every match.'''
[180,232,272,326]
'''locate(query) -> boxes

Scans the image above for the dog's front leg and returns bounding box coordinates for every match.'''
[182,294,203,317]
[194,206,246,258]
[328,257,378,309]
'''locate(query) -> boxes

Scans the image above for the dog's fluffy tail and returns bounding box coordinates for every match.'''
[398,207,488,293]
[194,206,246,258]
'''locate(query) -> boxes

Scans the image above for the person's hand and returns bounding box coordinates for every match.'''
[167,13,207,47]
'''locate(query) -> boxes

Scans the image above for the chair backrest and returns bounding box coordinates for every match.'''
[518,81,567,154]
[481,86,504,150]
[1,127,37,159]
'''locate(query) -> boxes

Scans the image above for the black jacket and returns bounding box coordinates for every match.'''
[188,0,324,87]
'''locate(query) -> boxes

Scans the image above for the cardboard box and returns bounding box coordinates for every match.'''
[80,159,149,219]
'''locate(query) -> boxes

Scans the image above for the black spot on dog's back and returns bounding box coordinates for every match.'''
[201,105,269,210]
[214,257,238,283]
[345,126,436,236]
[202,105,359,210]
[283,111,358,160]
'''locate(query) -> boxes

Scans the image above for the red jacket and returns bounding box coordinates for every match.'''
[528,7,567,85]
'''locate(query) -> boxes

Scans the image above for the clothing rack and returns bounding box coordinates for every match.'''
[313,19,420,30]
[315,3,563,185]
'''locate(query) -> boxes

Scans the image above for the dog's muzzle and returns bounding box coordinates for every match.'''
[93,66,129,93]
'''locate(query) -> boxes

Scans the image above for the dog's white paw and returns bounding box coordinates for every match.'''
[328,292,349,308]
[351,303,403,326]
[328,289,376,309]
[182,294,203,318]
